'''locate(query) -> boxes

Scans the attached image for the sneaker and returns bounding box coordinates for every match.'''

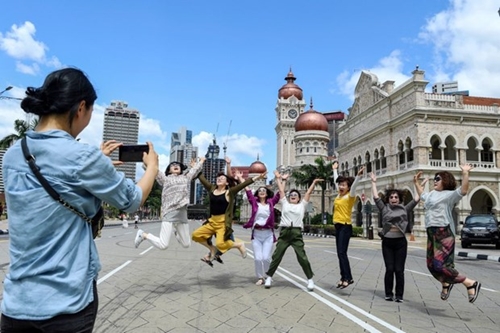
[385,296,394,301]
[264,276,272,289]
[307,279,315,291]
[134,229,144,248]
[395,297,403,303]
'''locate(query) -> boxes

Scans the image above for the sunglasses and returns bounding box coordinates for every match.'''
[258,188,267,193]
[434,176,442,182]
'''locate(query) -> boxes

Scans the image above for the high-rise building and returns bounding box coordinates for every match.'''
[103,100,140,180]
[432,81,458,94]
[197,136,226,203]
[170,126,199,203]
[170,126,198,165]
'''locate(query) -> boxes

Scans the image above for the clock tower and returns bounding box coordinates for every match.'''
[275,69,306,168]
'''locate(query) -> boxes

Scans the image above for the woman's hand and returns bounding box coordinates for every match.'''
[100,140,123,166]
[370,172,376,182]
[460,163,473,173]
[142,142,159,170]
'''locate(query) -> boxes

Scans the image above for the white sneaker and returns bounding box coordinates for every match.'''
[134,229,144,248]
[264,276,272,289]
[307,279,314,291]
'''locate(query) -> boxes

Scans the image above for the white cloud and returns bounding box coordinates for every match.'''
[0,21,63,75]
[192,131,266,166]
[336,50,410,103]
[419,0,500,96]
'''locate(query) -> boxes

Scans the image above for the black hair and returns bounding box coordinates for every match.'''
[253,186,274,200]
[336,175,355,189]
[165,161,188,176]
[383,189,406,205]
[288,189,301,201]
[20,68,97,127]
[216,172,236,188]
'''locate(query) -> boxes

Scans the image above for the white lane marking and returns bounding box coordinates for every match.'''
[97,260,132,285]
[324,250,364,261]
[247,249,403,332]
[277,273,385,333]
[276,267,405,333]
[140,246,154,255]
[406,269,498,293]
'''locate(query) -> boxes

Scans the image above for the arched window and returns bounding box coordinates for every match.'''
[365,151,372,173]
[406,137,414,162]
[374,149,380,171]
[443,136,457,161]
[398,140,405,165]
[481,138,493,162]
[466,137,479,161]
[380,147,387,169]
[429,135,441,160]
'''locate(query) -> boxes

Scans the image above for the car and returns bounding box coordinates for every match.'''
[460,214,500,249]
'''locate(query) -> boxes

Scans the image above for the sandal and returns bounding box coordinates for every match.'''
[214,254,224,264]
[200,254,213,267]
[255,278,265,285]
[340,280,354,289]
[467,281,481,303]
[440,283,454,301]
[336,280,344,288]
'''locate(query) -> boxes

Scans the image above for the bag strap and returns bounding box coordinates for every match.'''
[21,137,93,224]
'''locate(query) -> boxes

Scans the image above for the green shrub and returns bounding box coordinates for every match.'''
[352,226,363,237]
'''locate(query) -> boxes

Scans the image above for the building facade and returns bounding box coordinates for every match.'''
[102,100,140,180]
[337,68,500,236]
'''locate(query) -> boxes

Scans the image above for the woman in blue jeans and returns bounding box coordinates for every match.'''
[1,68,159,333]
[370,172,420,302]
[332,161,364,289]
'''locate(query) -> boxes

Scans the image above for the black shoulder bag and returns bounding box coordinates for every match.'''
[21,137,104,238]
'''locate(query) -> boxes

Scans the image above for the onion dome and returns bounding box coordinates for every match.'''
[278,68,303,100]
[249,155,267,173]
[295,98,328,132]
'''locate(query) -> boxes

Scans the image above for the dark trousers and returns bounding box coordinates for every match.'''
[335,223,353,281]
[266,227,314,279]
[1,281,98,333]
[382,237,407,298]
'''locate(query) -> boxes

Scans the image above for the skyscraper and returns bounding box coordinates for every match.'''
[170,126,199,203]
[170,126,198,165]
[103,100,140,180]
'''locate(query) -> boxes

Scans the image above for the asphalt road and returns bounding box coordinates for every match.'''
[0,221,499,332]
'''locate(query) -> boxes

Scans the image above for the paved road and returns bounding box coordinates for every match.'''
[0,220,499,332]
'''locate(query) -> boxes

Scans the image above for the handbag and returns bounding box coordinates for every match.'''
[21,137,104,238]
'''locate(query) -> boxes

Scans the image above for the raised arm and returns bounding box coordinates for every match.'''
[332,160,339,183]
[413,171,424,196]
[186,157,206,180]
[304,179,324,202]
[274,170,286,199]
[459,163,473,195]
[349,166,365,197]
[369,172,379,200]
[225,156,233,178]
[100,140,123,166]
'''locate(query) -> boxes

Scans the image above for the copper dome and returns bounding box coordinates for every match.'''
[278,69,303,100]
[249,159,267,174]
[295,98,328,132]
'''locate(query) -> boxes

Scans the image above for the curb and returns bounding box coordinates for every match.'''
[302,232,334,238]
[457,251,500,263]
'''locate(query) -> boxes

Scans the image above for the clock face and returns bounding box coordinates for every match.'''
[288,109,298,119]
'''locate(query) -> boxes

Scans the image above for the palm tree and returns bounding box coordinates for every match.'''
[0,118,39,149]
[291,157,334,223]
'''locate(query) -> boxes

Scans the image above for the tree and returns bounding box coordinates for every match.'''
[291,157,334,224]
[0,118,39,149]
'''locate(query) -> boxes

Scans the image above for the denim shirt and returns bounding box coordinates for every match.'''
[1,130,142,320]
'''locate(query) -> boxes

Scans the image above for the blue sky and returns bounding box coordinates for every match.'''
[1,0,500,174]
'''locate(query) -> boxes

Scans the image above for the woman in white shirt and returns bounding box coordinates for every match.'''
[264,172,322,291]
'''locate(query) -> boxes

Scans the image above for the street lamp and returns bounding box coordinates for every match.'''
[0,86,22,101]
[0,86,13,96]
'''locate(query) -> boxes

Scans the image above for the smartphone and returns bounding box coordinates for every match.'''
[118,144,149,162]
